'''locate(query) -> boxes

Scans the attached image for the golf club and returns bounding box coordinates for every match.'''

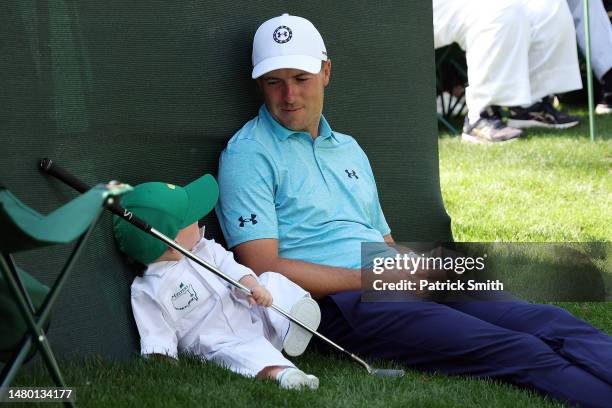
[39,158,405,378]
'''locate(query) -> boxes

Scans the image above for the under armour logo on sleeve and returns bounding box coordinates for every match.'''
[238,214,258,227]
[345,169,359,179]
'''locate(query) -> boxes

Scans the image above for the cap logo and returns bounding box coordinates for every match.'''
[166,184,176,190]
[273,26,292,44]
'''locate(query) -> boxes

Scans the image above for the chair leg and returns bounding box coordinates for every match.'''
[0,337,33,388]
[37,207,104,325]
[0,281,73,407]
[37,334,68,389]
[437,113,458,135]
[33,212,103,392]
[0,255,68,389]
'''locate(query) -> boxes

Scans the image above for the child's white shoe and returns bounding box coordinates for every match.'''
[277,367,319,390]
[283,297,321,357]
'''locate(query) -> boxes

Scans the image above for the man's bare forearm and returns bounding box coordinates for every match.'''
[266,256,361,298]
[235,252,358,298]
[233,238,360,298]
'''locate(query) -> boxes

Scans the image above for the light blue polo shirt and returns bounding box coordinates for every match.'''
[215,105,391,269]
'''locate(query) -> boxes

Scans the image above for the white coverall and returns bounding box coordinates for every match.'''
[433,0,583,123]
[131,237,308,377]
[567,0,612,81]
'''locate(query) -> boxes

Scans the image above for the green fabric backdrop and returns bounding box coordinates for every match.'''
[0,0,451,359]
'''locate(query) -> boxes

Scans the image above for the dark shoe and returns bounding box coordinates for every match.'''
[461,107,523,144]
[508,98,579,129]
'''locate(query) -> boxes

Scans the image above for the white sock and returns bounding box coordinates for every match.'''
[467,110,481,125]
[276,367,319,390]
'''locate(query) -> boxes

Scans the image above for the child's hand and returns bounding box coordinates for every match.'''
[249,285,273,307]
[238,274,273,307]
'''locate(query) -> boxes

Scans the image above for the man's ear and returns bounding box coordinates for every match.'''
[323,59,331,87]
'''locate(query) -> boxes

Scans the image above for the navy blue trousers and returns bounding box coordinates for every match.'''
[317,291,612,408]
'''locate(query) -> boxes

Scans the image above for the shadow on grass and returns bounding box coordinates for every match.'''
[453,242,610,302]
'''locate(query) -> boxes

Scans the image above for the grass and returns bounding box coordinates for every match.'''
[10,107,612,407]
[439,107,612,242]
[12,355,566,408]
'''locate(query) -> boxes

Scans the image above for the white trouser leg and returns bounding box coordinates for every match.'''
[524,0,582,102]
[567,0,612,81]
[207,336,296,378]
[459,1,532,123]
[252,272,309,350]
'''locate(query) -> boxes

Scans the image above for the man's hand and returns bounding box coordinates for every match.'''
[392,245,453,280]
[384,245,468,299]
[371,240,454,298]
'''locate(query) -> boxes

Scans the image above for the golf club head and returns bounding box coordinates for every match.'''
[370,368,405,378]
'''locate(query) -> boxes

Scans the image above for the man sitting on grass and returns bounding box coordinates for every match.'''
[216,13,612,406]
[113,175,320,390]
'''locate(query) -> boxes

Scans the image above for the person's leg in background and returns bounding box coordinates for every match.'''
[567,0,612,114]
[433,0,525,144]
[508,0,583,129]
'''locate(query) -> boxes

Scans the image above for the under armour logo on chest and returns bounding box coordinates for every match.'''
[238,214,258,227]
[345,169,359,179]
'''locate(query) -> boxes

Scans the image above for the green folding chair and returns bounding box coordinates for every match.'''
[435,44,468,135]
[0,183,130,402]
[0,267,49,362]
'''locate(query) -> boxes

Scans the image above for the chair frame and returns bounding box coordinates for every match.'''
[435,45,468,135]
[0,192,109,407]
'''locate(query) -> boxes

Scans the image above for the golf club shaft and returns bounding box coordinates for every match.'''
[39,158,370,371]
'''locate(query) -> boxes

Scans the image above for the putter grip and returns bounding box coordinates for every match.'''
[39,158,151,232]
[40,158,89,193]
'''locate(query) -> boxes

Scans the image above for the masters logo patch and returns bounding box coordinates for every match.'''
[171,282,199,310]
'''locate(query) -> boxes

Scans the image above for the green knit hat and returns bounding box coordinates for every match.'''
[113,174,218,264]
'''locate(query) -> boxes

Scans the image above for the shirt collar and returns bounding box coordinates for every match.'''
[259,105,338,143]
[145,258,179,276]
[144,238,208,276]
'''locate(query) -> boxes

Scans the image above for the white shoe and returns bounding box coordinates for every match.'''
[283,297,321,357]
[596,103,612,115]
[277,368,319,390]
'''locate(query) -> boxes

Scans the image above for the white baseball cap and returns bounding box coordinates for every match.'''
[252,13,327,79]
